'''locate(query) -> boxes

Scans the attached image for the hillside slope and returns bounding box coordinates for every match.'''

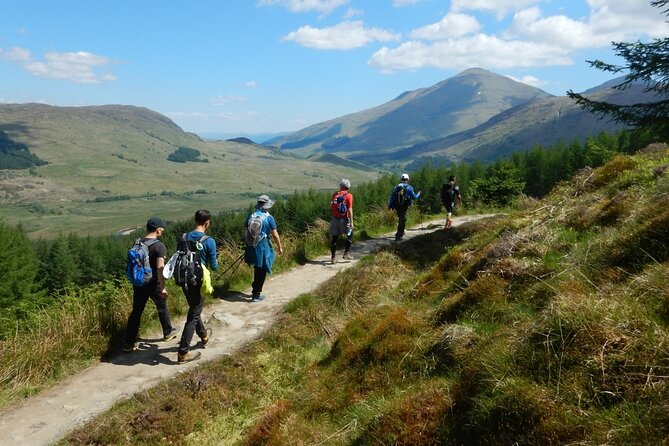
[0,104,380,237]
[355,78,651,165]
[269,68,552,157]
[62,145,669,444]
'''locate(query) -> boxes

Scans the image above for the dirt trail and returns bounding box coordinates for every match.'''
[0,215,490,446]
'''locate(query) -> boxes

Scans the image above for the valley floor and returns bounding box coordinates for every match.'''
[0,215,488,446]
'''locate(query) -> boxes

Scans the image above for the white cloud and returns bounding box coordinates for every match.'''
[368,35,572,72]
[506,74,547,89]
[505,2,669,51]
[344,7,363,18]
[369,0,669,74]
[410,13,481,40]
[1,47,116,84]
[451,0,539,19]
[587,0,669,39]
[283,20,400,50]
[246,81,258,88]
[257,0,348,15]
[210,95,247,106]
[0,47,32,62]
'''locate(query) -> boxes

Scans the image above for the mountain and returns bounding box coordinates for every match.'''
[268,68,553,157]
[0,103,380,237]
[352,77,653,166]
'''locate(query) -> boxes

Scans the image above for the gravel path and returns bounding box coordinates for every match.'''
[0,215,489,446]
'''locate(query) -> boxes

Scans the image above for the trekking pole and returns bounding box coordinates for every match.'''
[214,252,245,281]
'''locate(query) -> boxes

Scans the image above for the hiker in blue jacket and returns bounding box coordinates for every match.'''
[245,195,283,302]
[388,173,421,241]
[176,209,218,364]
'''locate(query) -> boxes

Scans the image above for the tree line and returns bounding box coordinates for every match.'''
[0,128,655,317]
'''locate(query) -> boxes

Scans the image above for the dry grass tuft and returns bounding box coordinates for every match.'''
[434,275,509,324]
[243,399,293,446]
[315,251,409,313]
[593,154,638,187]
[354,384,454,445]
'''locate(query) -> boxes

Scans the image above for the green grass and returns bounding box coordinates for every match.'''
[0,104,381,238]
[55,146,669,445]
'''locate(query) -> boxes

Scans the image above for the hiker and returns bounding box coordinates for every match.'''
[176,209,218,364]
[388,173,421,241]
[441,175,463,229]
[123,217,179,352]
[329,178,354,264]
[244,194,283,302]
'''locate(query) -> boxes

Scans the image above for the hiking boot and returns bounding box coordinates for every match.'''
[163,327,180,342]
[201,328,213,347]
[251,294,266,302]
[330,255,336,264]
[343,252,353,260]
[122,343,138,353]
[177,351,201,364]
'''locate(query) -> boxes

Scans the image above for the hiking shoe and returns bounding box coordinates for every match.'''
[330,256,336,264]
[163,327,180,342]
[251,294,266,302]
[201,328,213,347]
[343,252,353,260]
[177,351,201,364]
[122,343,138,353]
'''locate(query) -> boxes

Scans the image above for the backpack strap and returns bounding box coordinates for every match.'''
[144,238,159,247]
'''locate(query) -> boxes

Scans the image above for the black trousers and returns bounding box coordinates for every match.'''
[178,283,207,355]
[330,233,353,257]
[395,205,408,238]
[252,266,267,295]
[125,282,173,345]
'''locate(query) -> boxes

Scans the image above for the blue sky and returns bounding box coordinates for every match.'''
[1,1,667,138]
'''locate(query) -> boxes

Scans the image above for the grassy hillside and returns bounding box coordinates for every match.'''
[63,144,669,445]
[0,104,380,237]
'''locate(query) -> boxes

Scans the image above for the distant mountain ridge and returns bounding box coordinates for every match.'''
[269,68,553,157]
[270,68,656,167]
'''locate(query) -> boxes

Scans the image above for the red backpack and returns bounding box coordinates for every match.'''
[330,191,348,217]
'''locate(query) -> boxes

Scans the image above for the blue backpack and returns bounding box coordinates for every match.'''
[331,191,348,217]
[126,238,159,287]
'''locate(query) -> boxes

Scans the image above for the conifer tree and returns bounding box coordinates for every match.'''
[567,1,669,139]
[0,222,38,307]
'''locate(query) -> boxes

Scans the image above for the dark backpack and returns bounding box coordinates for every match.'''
[173,233,209,289]
[394,184,407,207]
[126,238,159,287]
[441,182,454,204]
[245,212,269,247]
[331,191,348,217]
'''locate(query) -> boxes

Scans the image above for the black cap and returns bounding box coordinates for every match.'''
[146,217,166,232]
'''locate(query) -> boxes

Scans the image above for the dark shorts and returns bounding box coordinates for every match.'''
[329,217,351,236]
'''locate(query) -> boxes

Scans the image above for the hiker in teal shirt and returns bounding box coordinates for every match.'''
[244,195,283,302]
[176,209,218,364]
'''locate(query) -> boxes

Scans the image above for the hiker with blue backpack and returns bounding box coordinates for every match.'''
[329,179,354,264]
[244,195,283,302]
[123,217,179,353]
[175,209,218,363]
[388,173,421,241]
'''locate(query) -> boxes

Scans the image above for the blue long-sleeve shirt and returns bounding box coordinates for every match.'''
[388,183,420,209]
[186,230,218,271]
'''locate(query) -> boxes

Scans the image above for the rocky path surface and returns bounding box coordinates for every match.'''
[0,216,488,446]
